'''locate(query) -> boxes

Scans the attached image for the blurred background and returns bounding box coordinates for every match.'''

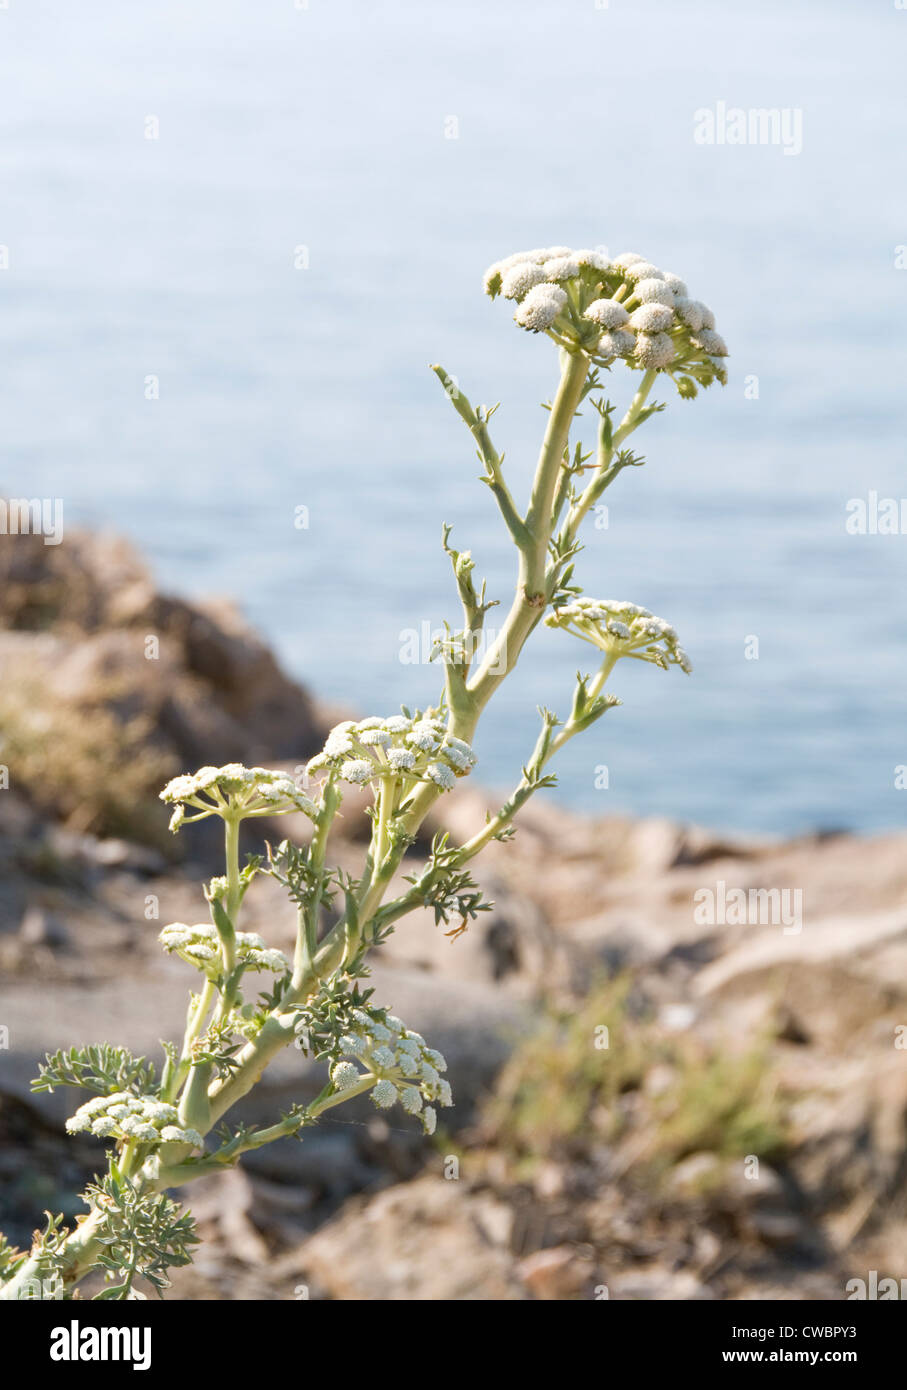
[1,0,906,1303]
[1,0,905,832]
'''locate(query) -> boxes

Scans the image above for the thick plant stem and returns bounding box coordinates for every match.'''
[293,781,339,988]
[399,349,590,838]
[165,979,216,1102]
[207,1011,295,1121]
[224,815,242,922]
[211,813,241,1025]
[470,349,590,708]
[374,777,396,868]
[180,815,243,1132]
[0,1208,107,1301]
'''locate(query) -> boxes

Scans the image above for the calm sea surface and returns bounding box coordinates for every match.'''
[1,0,905,834]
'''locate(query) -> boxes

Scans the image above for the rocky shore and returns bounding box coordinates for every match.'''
[2,528,906,1300]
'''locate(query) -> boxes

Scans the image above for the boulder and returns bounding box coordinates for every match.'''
[0,526,329,846]
[288,1175,526,1301]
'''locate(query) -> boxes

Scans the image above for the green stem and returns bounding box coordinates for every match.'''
[153,1077,378,1188]
[455,652,620,863]
[399,349,591,839]
[293,781,339,987]
[548,652,619,758]
[179,815,243,1133]
[211,814,241,1025]
[561,370,656,544]
[224,815,242,920]
[467,348,589,713]
[165,980,216,1102]
[523,351,591,583]
[375,778,392,866]
[431,365,528,549]
[0,1207,107,1301]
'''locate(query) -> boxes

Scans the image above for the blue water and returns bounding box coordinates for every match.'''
[1,0,905,834]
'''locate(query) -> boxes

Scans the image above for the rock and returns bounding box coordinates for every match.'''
[422,786,501,847]
[694,908,907,1000]
[44,829,167,876]
[469,1193,515,1248]
[664,1151,725,1198]
[0,525,330,848]
[658,1003,698,1032]
[18,904,67,949]
[569,912,673,972]
[188,1170,270,1264]
[533,1161,569,1199]
[292,1176,526,1300]
[516,1244,596,1300]
[0,528,144,633]
[747,1208,805,1246]
[784,1053,907,1233]
[243,1130,378,1198]
[625,818,691,874]
[608,1267,713,1301]
[373,870,556,994]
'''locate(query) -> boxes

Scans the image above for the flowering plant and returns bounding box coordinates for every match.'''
[0,244,726,1300]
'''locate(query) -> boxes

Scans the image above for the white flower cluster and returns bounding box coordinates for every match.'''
[159,921,289,977]
[306,713,477,793]
[546,598,692,673]
[65,1092,203,1148]
[483,246,728,396]
[160,764,317,834]
[330,1009,453,1136]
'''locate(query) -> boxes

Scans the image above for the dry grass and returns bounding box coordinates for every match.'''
[482,976,788,1184]
[0,671,175,849]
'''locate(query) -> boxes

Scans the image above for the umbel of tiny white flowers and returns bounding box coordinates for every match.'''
[545,599,692,673]
[65,1092,203,1149]
[306,711,477,793]
[329,1008,452,1136]
[160,763,317,834]
[483,246,728,398]
[159,922,289,979]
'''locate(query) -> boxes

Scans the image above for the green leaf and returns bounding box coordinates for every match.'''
[32,1045,156,1097]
